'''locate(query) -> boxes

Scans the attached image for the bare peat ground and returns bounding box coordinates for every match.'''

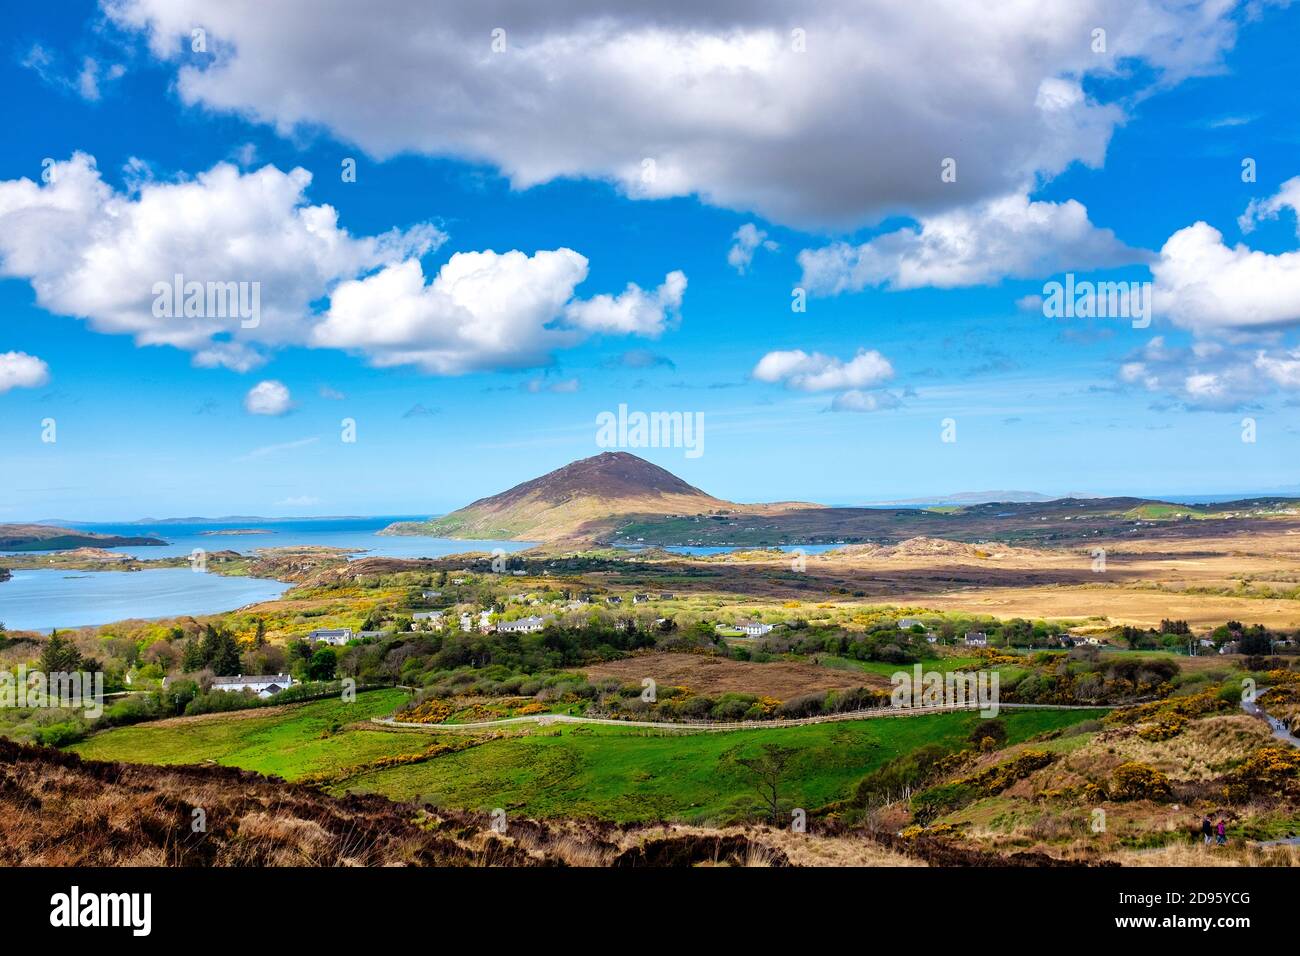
[575,651,890,697]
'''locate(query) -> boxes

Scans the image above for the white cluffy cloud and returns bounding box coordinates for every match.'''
[1238,176,1300,236]
[314,252,686,374]
[753,348,893,391]
[799,193,1142,294]
[0,351,50,393]
[1152,220,1300,334]
[107,0,1248,229]
[243,380,293,416]
[565,270,686,336]
[727,224,778,274]
[0,154,438,371]
[0,155,686,375]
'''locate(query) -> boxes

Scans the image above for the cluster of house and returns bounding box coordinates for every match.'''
[399,589,680,635]
[408,607,554,635]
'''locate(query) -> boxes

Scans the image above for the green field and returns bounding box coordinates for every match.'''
[69,691,1105,824]
[69,689,424,779]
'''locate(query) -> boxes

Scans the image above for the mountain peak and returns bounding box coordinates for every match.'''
[383,452,727,542]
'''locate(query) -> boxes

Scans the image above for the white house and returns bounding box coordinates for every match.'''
[897,618,924,630]
[479,609,495,633]
[459,612,473,632]
[737,620,773,637]
[498,615,550,634]
[308,628,353,646]
[211,674,294,698]
[422,590,442,600]
[964,631,989,647]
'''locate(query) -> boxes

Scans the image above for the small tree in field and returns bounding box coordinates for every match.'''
[734,744,799,824]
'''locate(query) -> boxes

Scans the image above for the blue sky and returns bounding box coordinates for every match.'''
[3,1,1300,521]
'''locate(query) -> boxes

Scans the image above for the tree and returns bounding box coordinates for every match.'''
[208,630,242,676]
[1239,628,1272,656]
[39,631,83,672]
[253,619,267,648]
[308,647,338,681]
[180,637,205,672]
[733,744,799,824]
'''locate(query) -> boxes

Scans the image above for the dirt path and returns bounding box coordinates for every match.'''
[371,701,1111,734]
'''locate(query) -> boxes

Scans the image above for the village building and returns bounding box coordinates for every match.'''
[497,615,550,634]
[210,674,294,698]
[308,628,352,646]
[964,631,989,646]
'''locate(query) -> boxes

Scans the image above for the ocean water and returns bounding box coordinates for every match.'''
[21,517,534,561]
[0,517,536,631]
[0,568,291,633]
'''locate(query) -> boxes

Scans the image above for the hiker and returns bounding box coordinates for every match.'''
[1201,816,1213,845]
[1216,818,1227,846]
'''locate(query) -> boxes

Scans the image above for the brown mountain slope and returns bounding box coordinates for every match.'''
[381,452,734,542]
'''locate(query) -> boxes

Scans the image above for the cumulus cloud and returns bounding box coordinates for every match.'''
[564,271,685,336]
[799,193,1142,294]
[753,348,894,391]
[727,223,777,274]
[0,154,683,375]
[243,380,293,415]
[0,351,50,393]
[314,252,685,373]
[0,154,439,370]
[1151,221,1300,332]
[1255,349,1300,389]
[106,0,1247,229]
[1238,176,1300,236]
[1115,336,1300,411]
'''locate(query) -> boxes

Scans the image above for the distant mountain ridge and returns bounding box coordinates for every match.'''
[381,452,732,542]
[0,524,165,552]
[871,490,1065,506]
[380,454,1300,547]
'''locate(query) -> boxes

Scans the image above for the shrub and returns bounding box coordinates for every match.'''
[33,721,86,747]
[1109,762,1173,802]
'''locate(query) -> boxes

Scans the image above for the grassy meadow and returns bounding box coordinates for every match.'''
[69,691,1104,824]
